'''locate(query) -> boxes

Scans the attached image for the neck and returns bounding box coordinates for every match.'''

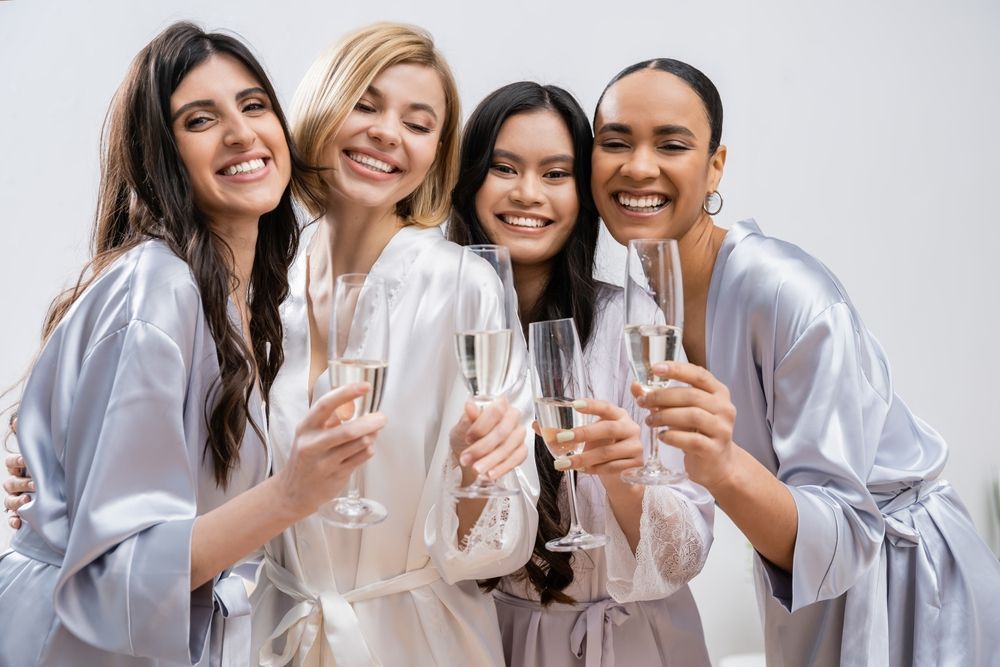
[512,259,554,321]
[210,217,259,304]
[677,213,726,312]
[323,197,406,277]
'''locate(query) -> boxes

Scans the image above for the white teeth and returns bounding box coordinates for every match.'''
[616,193,667,210]
[222,158,266,176]
[501,215,549,228]
[347,151,395,173]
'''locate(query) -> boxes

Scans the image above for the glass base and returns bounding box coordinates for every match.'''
[450,478,522,499]
[319,497,388,529]
[621,463,687,486]
[545,529,607,552]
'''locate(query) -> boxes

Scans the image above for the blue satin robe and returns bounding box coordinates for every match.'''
[0,241,269,666]
[709,220,1000,666]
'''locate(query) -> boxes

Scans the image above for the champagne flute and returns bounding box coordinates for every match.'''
[621,239,687,485]
[530,318,607,552]
[321,273,390,528]
[452,244,522,498]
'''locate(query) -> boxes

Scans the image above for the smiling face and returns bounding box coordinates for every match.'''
[170,53,291,229]
[591,68,725,245]
[474,110,580,269]
[320,62,446,213]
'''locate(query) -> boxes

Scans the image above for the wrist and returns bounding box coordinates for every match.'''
[601,475,644,507]
[703,443,748,500]
[260,473,310,526]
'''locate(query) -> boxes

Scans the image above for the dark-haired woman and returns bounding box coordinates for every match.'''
[0,23,384,666]
[591,58,1000,666]
[449,81,714,666]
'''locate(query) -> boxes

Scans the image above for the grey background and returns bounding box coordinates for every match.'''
[2,1,998,663]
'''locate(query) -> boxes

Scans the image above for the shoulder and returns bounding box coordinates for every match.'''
[722,220,850,331]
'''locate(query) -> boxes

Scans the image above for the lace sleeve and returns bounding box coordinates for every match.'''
[604,485,709,603]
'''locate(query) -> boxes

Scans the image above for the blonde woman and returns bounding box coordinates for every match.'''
[249,24,539,666]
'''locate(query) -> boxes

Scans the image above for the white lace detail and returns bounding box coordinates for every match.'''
[440,458,513,554]
[605,485,708,602]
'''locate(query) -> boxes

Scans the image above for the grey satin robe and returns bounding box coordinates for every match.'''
[710,220,1000,666]
[0,241,269,666]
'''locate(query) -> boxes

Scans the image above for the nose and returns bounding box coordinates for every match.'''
[620,145,658,181]
[224,114,257,149]
[367,113,402,147]
[510,174,544,206]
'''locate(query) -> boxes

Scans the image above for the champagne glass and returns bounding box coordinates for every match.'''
[321,273,390,528]
[622,239,687,485]
[529,318,607,552]
[452,245,522,498]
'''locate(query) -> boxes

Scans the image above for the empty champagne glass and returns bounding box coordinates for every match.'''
[452,245,522,498]
[622,239,687,485]
[321,273,390,528]
[530,317,607,552]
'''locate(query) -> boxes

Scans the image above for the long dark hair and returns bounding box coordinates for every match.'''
[38,22,311,487]
[596,58,724,153]
[448,82,600,604]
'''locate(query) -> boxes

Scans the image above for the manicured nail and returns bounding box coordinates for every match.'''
[27,481,35,491]
[556,430,575,443]
[572,399,587,410]
[553,455,572,471]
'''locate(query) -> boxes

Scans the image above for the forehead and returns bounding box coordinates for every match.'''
[170,53,262,109]
[495,110,574,155]
[597,69,710,136]
[370,62,447,113]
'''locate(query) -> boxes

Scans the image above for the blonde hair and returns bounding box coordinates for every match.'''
[292,22,461,227]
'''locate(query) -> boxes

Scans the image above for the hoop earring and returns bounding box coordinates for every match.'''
[703,191,723,216]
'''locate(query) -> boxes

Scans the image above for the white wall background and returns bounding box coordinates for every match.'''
[1,1,998,664]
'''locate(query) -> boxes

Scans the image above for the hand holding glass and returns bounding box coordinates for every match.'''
[530,317,607,552]
[622,239,687,485]
[321,273,390,528]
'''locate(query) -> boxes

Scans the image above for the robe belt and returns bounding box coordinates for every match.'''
[259,552,441,667]
[871,479,946,547]
[213,572,253,667]
[493,590,631,667]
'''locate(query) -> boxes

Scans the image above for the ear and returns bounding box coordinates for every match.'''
[707,144,727,192]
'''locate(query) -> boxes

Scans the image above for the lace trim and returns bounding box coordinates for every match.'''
[441,458,513,554]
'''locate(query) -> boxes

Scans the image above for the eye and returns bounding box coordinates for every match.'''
[544,169,572,180]
[242,99,268,114]
[184,114,215,130]
[490,163,516,176]
[355,100,376,113]
[598,139,629,151]
[658,142,691,152]
[405,122,432,134]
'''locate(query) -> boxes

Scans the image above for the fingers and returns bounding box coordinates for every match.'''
[569,441,641,474]
[460,402,521,471]
[4,492,30,513]
[6,454,25,477]
[307,412,386,455]
[563,417,638,449]
[8,515,21,530]
[474,424,528,480]
[637,385,712,410]
[651,362,728,396]
[299,383,370,432]
[572,399,628,422]
[646,406,725,437]
[2,475,34,495]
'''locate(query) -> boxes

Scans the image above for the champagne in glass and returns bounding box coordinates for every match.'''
[530,318,607,552]
[321,273,391,528]
[621,239,687,485]
[451,245,522,498]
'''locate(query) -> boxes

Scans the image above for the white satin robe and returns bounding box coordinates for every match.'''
[710,220,1000,666]
[0,241,268,666]
[250,223,539,666]
[494,283,715,667]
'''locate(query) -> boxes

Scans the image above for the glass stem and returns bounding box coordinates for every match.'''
[566,468,583,534]
[647,424,663,471]
[471,396,495,487]
[345,467,362,502]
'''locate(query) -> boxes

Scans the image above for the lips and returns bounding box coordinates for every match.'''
[345,150,400,174]
[615,191,669,213]
[218,158,267,176]
[498,213,552,229]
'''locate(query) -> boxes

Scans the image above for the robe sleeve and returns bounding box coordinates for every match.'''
[424,260,539,583]
[758,301,885,612]
[52,319,215,663]
[603,340,714,602]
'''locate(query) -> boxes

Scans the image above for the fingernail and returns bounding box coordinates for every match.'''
[635,395,646,407]
[553,455,572,471]
[556,430,575,443]
[474,462,486,474]
[460,454,471,467]
[27,481,35,491]
[8,518,16,529]
[17,456,24,466]
[652,362,671,374]
[572,400,587,410]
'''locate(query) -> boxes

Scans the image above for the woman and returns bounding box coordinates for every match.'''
[591,58,1000,666]
[0,23,384,666]
[448,81,713,666]
[248,24,538,666]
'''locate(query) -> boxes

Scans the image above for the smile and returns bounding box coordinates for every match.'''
[616,192,669,213]
[498,214,551,229]
[346,151,399,174]
[219,158,267,176]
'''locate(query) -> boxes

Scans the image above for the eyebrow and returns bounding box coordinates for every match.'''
[596,122,696,139]
[171,87,269,122]
[367,84,439,121]
[491,149,574,166]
